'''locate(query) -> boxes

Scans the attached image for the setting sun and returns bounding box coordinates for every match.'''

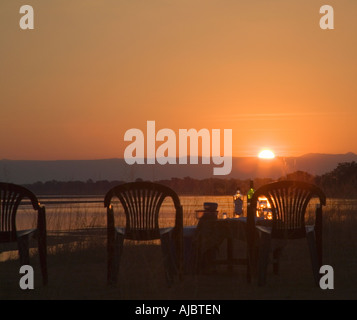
[258,149,275,159]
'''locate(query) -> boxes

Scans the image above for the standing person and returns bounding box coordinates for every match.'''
[233,188,243,217]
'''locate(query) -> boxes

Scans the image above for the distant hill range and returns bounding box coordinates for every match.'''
[1,152,357,184]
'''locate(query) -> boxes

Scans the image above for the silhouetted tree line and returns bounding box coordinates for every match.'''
[23,162,357,198]
[315,161,357,198]
[25,179,126,196]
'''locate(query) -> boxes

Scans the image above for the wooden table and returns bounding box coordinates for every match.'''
[184,217,271,275]
[196,217,247,272]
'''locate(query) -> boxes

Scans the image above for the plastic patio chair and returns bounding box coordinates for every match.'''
[247,180,326,286]
[104,181,183,286]
[0,182,48,285]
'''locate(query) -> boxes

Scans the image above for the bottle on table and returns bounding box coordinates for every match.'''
[247,180,255,210]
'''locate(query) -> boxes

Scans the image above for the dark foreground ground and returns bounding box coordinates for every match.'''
[1,226,356,301]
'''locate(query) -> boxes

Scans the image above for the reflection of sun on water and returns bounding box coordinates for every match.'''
[258,149,275,159]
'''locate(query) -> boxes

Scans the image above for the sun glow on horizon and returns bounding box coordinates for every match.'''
[258,149,275,159]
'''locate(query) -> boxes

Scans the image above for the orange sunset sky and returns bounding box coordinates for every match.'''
[1,0,357,160]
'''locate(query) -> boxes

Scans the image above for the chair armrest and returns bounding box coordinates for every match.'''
[107,206,116,249]
[115,227,125,235]
[256,225,272,234]
[36,206,47,242]
[174,205,183,231]
[107,205,115,230]
[36,206,46,230]
[17,229,37,238]
[160,227,174,236]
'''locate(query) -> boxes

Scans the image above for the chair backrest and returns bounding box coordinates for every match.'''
[104,181,182,240]
[0,182,40,241]
[249,180,326,239]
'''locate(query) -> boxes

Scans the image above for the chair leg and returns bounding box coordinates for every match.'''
[17,235,30,266]
[35,206,48,285]
[108,232,124,285]
[306,231,320,286]
[246,251,251,283]
[273,246,283,275]
[247,244,259,283]
[38,235,48,285]
[160,231,176,287]
[175,231,184,281]
[258,232,271,286]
